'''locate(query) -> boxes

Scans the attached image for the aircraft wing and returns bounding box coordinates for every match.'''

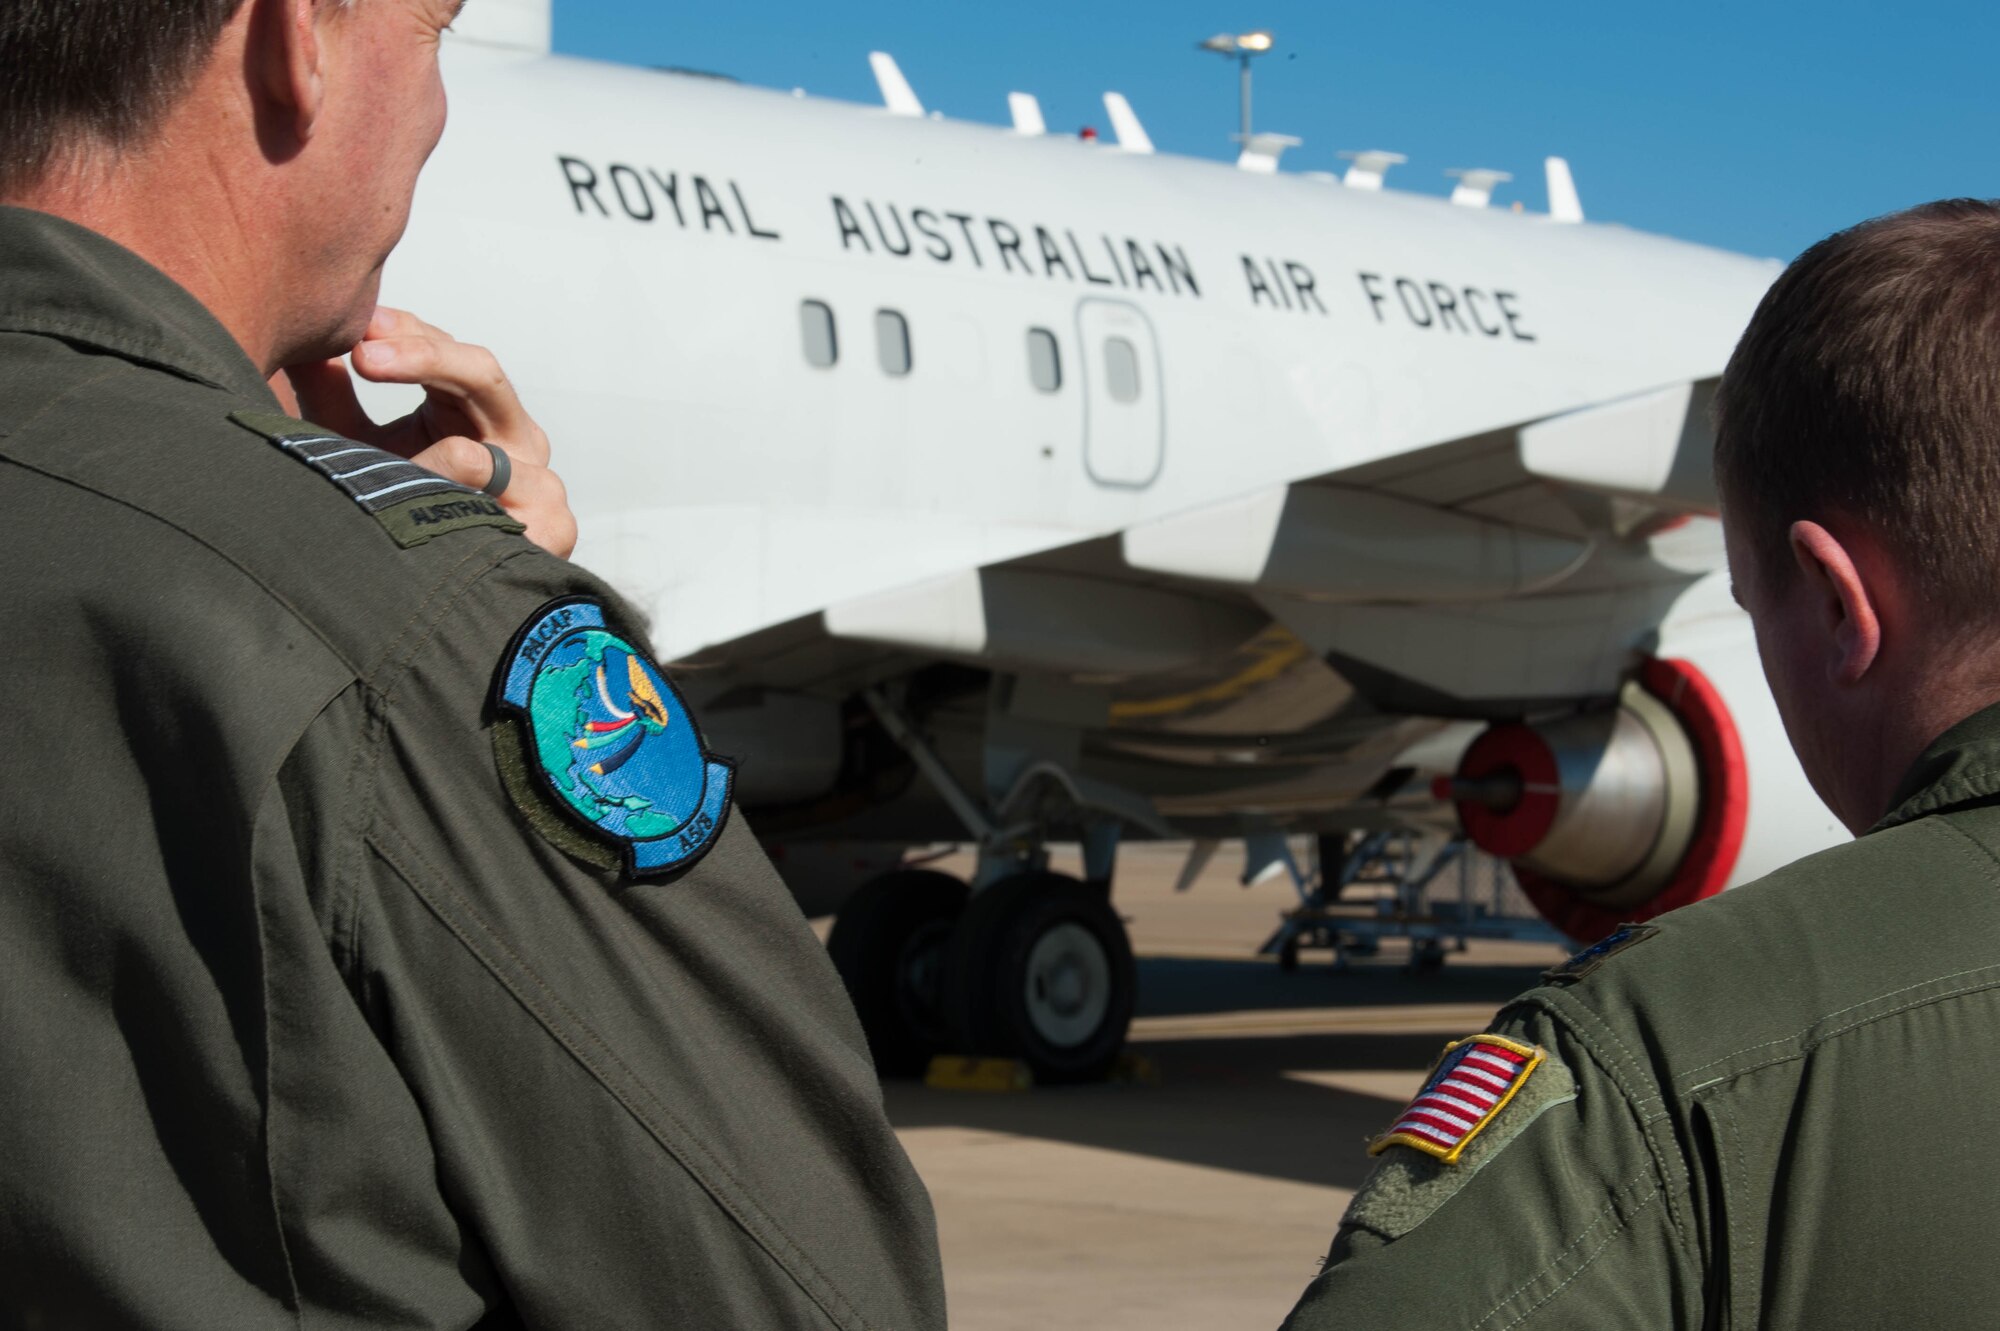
[679,376,1724,715]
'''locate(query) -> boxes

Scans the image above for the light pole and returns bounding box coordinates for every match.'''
[1199,30,1274,143]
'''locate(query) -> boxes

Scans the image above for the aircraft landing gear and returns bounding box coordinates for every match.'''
[834,685,1154,1083]
[826,869,967,1076]
[828,867,1136,1083]
[941,872,1135,1085]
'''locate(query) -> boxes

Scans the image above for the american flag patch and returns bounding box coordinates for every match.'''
[1370,1034,1545,1164]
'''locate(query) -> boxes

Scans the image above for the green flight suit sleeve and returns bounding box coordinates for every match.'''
[306,547,946,1330]
[1279,1002,1704,1331]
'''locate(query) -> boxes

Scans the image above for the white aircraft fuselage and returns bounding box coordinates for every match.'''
[393,45,1769,658]
[369,34,1846,958]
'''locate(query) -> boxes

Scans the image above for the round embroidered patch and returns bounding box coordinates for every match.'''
[495,597,732,876]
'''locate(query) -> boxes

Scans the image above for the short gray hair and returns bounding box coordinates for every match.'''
[0,0,250,195]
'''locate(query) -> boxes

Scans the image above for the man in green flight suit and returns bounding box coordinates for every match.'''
[1282,200,2000,1328]
[0,2,944,1327]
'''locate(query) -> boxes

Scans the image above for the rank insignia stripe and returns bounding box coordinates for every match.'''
[229,409,523,547]
[1542,922,1660,984]
[494,596,733,879]
[1369,1034,1545,1164]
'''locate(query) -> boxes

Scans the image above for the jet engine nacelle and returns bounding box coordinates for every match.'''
[1442,657,1751,943]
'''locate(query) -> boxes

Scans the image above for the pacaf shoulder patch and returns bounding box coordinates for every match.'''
[494,597,733,878]
[229,409,523,548]
[1343,1035,1576,1243]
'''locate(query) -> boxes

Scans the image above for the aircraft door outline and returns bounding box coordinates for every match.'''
[1076,298,1165,489]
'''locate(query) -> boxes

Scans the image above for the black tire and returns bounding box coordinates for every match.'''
[941,872,1136,1085]
[1405,938,1447,976]
[826,870,968,1077]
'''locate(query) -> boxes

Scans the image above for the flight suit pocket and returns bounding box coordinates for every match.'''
[1690,1095,1759,1330]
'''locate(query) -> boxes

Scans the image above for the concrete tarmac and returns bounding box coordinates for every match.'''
[867,843,1567,1330]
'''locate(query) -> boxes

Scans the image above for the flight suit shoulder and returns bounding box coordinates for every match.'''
[0,342,690,862]
[0,342,550,687]
[1291,988,1695,1328]
[1514,815,2000,1098]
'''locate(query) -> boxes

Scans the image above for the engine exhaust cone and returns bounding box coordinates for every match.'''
[1447,657,1748,944]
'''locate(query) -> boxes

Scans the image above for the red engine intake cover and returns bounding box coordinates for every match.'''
[1462,657,1749,945]
[1451,723,1562,860]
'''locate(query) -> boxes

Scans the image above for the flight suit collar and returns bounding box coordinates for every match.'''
[0,205,275,405]
[1872,701,2000,833]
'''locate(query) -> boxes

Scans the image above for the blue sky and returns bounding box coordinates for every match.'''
[551,2,1996,261]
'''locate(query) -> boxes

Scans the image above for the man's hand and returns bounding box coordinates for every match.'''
[280,308,577,558]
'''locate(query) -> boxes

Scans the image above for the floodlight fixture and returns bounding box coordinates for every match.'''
[1197,30,1276,142]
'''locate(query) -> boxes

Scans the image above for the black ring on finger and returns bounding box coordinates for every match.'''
[481,442,512,498]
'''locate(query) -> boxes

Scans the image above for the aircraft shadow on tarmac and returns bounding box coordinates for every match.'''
[884,954,1551,1193]
[1132,953,1549,1017]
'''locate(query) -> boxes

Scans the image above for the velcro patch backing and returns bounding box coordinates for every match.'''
[230,410,523,548]
[1342,1038,1577,1243]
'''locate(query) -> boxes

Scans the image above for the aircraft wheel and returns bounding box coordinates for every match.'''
[942,872,1136,1084]
[826,869,968,1077]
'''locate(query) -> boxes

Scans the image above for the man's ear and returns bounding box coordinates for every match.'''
[248,0,327,152]
[1790,520,1882,685]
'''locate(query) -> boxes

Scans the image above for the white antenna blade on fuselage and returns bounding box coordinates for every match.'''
[1545,156,1585,222]
[1103,93,1155,153]
[1008,92,1047,136]
[869,51,924,117]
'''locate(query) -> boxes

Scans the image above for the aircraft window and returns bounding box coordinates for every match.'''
[1103,336,1141,403]
[1027,328,1062,392]
[876,309,912,376]
[800,300,837,367]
